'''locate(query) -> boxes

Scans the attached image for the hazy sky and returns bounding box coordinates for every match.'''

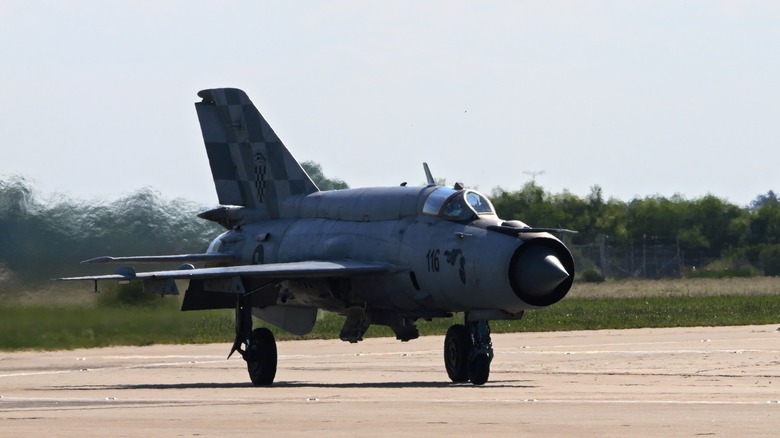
[1,1,778,207]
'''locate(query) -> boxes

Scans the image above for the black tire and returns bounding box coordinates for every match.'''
[468,353,491,385]
[444,324,471,383]
[247,328,277,385]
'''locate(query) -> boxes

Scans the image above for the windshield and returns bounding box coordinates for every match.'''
[423,188,496,220]
[465,191,494,214]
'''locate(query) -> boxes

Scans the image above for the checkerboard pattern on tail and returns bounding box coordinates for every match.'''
[195,88,319,217]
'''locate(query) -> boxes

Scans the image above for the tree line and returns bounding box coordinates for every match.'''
[491,183,780,277]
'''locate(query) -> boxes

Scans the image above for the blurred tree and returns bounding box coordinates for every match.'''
[749,190,778,210]
[301,161,349,190]
[0,179,221,284]
[748,198,780,245]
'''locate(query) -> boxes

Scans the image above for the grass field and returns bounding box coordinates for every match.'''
[570,276,780,298]
[1,277,778,351]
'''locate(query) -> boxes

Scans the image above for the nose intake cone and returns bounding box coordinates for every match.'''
[510,243,574,306]
[519,253,569,296]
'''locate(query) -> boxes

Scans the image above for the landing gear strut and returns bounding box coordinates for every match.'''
[228,295,278,385]
[443,317,493,385]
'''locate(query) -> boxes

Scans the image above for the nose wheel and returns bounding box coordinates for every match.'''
[443,318,493,385]
[444,325,471,382]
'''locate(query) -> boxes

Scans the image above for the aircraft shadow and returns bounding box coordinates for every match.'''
[50,380,534,391]
[274,380,532,389]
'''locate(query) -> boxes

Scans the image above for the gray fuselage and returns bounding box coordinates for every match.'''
[204,185,573,320]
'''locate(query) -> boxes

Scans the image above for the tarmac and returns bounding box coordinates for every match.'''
[1,324,779,437]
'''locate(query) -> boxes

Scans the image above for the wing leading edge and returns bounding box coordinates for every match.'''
[57,260,401,284]
[81,253,237,265]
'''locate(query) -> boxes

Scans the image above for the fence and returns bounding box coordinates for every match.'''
[572,235,711,279]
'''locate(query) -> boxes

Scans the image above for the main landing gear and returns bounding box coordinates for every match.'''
[444,317,493,385]
[229,295,278,385]
[228,296,493,386]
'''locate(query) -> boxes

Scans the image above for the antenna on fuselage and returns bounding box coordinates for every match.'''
[423,162,436,186]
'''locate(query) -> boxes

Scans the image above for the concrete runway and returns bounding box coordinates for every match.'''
[1,324,779,437]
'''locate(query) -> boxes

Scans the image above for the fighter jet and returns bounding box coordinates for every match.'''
[60,88,575,386]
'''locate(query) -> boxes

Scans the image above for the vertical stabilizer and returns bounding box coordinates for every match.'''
[195,88,319,217]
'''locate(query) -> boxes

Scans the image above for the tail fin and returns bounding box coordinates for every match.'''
[195,88,318,217]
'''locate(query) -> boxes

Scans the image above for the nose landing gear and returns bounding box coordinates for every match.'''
[443,317,493,385]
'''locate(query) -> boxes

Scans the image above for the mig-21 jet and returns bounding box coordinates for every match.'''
[60,88,575,386]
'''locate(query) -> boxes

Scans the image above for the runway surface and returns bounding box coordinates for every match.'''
[2,324,779,437]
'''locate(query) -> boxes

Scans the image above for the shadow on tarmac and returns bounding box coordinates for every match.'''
[48,379,534,390]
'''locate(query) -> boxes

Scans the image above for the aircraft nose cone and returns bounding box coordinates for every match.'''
[514,249,569,297]
[509,243,573,307]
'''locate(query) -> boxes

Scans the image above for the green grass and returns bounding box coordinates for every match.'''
[390,294,780,336]
[0,306,235,350]
[509,294,780,331]
[569,276,780,298]
[1,294,778,351]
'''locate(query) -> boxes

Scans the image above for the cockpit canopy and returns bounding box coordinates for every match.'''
[422,187,497,221]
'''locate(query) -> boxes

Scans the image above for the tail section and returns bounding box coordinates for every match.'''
[195,88,319,217]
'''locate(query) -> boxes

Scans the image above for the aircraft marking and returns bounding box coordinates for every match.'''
[444,249,467,284]
[425,249,440,272]
[254,151,266,203]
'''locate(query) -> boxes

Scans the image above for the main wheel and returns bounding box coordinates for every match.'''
[444,324,471,383]
[247,328,277,385]
[468,353,491,385]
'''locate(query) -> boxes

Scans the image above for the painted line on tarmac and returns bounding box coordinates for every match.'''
[0,359,228,378]
[502,348,772,355]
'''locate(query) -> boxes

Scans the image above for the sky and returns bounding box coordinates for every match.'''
[1,1,778,207]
